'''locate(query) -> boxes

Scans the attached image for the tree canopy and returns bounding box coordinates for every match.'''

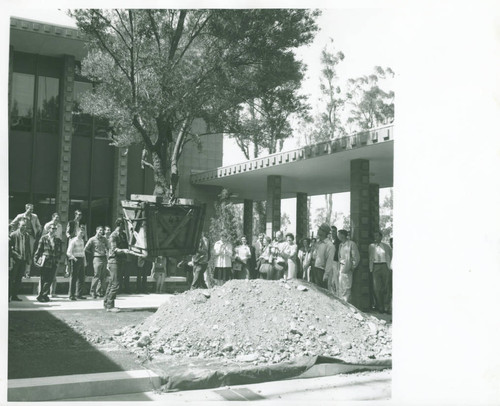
[345,66,394,131]
[69,9,320,197]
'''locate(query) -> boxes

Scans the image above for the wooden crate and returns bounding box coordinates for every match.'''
[121,196,205,258]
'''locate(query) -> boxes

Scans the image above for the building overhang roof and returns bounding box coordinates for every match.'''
[10,17,87,60]
[191,125,394,202]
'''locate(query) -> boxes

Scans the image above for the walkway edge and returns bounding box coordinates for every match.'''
[8,369,161,402]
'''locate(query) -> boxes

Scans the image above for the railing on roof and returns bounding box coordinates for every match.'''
[191,124,394,183]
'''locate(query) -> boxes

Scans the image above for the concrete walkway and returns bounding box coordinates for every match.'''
[66,370,392,402]
[8,292,171,311]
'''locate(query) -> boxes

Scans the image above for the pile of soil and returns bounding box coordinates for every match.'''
[114,279,392,366]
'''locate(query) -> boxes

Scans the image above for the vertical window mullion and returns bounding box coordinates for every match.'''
[29,55,40,203]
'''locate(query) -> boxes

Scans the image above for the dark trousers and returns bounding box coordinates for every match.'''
[369,270,377,309]
[90,257,108,296]
[10,259,26,298]
[118,261,130,293]
[311,266,326,288]
[39,265,57,298]
[68,257,85,298]
[373,263,390,312]
[191,263,208,289]
[136,260,151,293]
[214,267,232,281]
[104,261,122,309]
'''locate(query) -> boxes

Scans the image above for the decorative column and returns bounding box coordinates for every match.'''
[296,192,308,243]
[243,199,253,243]
[55,54,75,237]
[369,183,380,238]
[112,148,128,224]
[266,175,281,237]
[368,182,380,309]
[350,159,371,311]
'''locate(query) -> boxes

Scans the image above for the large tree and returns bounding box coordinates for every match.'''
[70,9,320,198]
[297,41,346,226]
[345,66,395,132]
[379,188,393,241]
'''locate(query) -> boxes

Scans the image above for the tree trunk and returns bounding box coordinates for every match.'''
[151,150,170,197]
[325,193,333,224]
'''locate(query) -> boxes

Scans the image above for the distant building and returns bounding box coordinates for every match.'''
[8,17,222,234]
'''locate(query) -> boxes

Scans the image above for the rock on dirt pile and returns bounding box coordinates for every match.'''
[115,279,392,365]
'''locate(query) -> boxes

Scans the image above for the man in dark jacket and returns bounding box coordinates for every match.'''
[34,223,63,302]
[190,233,209,289]
[103,218,129,312]
[9,219,31,301]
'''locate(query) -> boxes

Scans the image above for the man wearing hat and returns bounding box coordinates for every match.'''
[310,223,335,288]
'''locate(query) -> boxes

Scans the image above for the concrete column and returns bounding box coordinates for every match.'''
[368,183,380,309]
[55,54,75,239]
[112,148,128,224]
[296,192,308,243]
[243,199,253,243]
[350,159,371,310]
[369,183,380,238]
[8,46,13,129]
[266,175,281,237]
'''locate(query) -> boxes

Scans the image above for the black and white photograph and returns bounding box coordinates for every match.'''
[2,2,500,405]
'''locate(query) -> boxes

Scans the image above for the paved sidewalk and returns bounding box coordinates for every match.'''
[8,292,171,311]
[66,370,392,402]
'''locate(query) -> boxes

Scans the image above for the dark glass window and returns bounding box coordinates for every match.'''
[73,81,93,137]
[95,117,112,139]
[37,76,60,133]
[10,73,35,132]
[72,80,111,139]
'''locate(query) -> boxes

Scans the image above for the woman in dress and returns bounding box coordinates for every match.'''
[282,233,298,280]
[213,233,233,285]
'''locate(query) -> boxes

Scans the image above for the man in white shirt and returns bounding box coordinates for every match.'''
[233,235,252,280]
[67,226,88,300]
[271,231,288,280]
[368,231,392,314]
[43,213,63,239]
[338,229,360,303]
[311,224,335,288]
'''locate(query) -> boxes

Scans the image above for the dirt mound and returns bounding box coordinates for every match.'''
[115,279,392,365]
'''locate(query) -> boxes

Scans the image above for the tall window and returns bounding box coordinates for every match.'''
[37,76,60,133]
[73,80,111,139]
[10,73,35,132]
[73,81,93,137]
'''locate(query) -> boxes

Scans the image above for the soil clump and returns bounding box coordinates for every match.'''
[114,279,392,366]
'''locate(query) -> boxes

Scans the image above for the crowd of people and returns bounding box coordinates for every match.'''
[9,203,393,314]
[8,204,157,312]
[207,222,393,314]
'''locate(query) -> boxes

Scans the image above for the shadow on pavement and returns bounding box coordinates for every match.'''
[8,310,140,379]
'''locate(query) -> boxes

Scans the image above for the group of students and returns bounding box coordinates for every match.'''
[210,222,393,314]
[8,203,205,309]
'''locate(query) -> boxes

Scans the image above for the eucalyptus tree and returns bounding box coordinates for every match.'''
[345,66,395,132]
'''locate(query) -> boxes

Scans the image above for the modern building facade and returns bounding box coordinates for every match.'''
[8,17,223,236]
